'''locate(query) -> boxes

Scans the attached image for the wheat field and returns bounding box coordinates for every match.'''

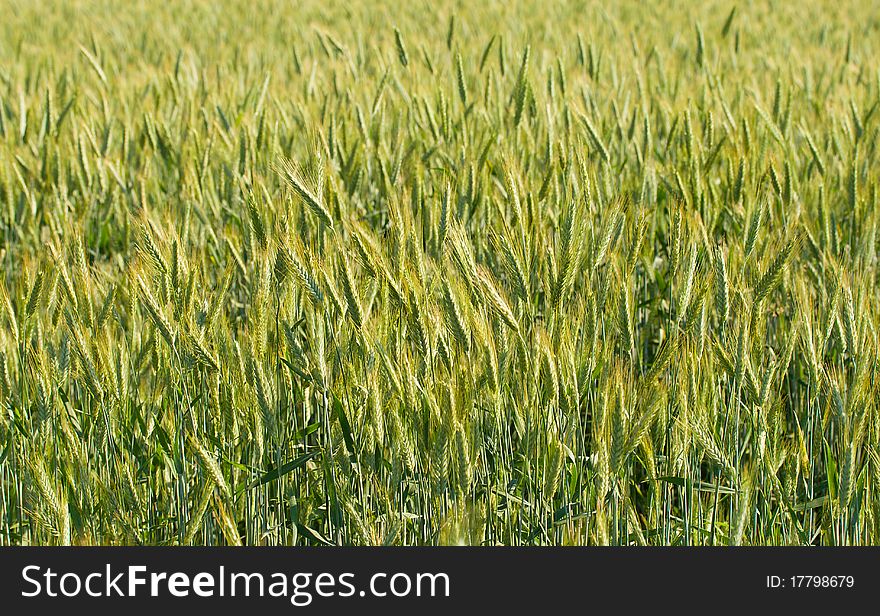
[0,0,878,545]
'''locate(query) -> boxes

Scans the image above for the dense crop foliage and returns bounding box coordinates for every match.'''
[1,0,879,545]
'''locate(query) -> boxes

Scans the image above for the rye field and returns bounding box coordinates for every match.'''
[0,0,878,546]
